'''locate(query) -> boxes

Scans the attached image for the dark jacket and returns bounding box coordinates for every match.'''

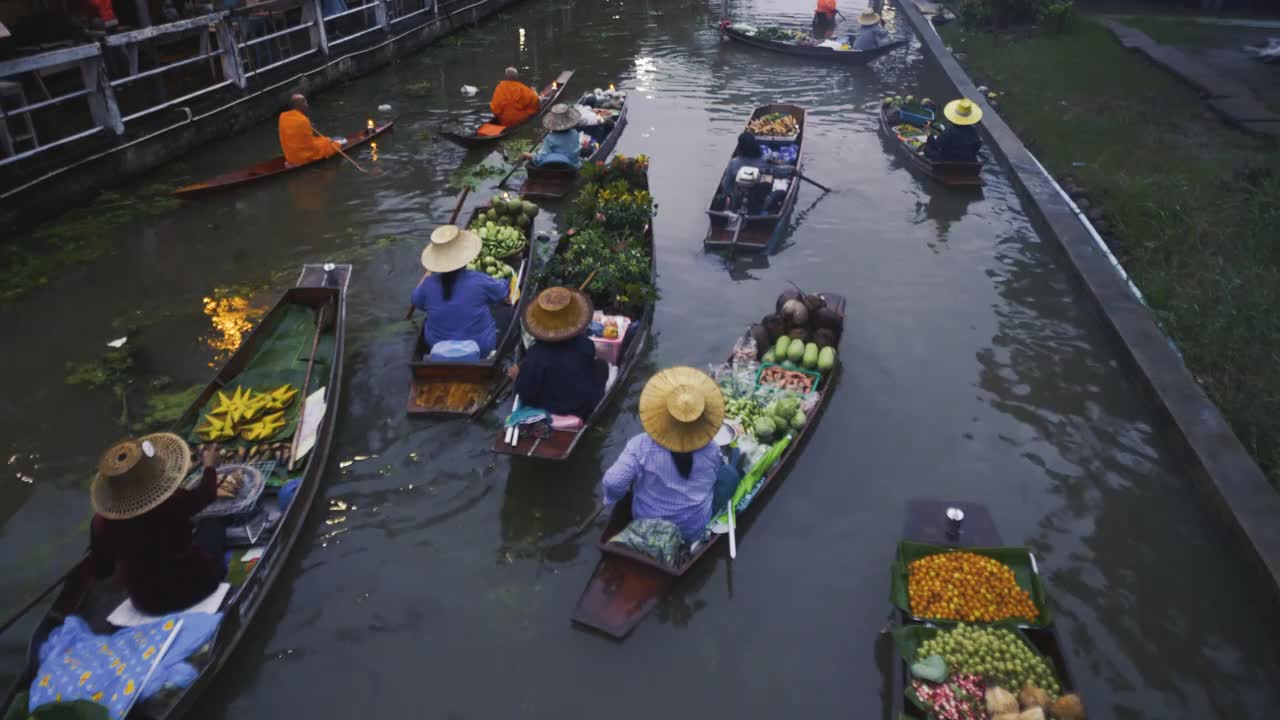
[925,124,982,162]
[515,333,607,418]
[90,467,225,614]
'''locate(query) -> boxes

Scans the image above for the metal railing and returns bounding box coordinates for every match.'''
[0,0,491,167]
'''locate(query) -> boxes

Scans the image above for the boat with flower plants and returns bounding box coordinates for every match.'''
[492,155,656,460]
[1,264,350,720]
[718,19,906,64]
[572,288,845,638]
[878,95,983,188]
[884,500,1085,720]
[520,86,629,200]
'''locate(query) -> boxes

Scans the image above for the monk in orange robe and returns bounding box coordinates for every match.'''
[278,94,342,166]
[489,67,541,128]
[812,0,837,36]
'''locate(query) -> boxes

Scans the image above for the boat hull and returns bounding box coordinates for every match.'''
[439,70,575,148]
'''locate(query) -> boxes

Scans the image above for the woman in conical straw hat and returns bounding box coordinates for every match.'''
[522,104,585,170]
[410,223,515,360]
[924,97,984,163]
[507,286,607,418]
[850,9,891,50]
[600,367,744,544]
[89,436,232,613]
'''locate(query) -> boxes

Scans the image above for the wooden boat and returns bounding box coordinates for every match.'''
[571,293,847,638]
[886,500,1080,719]
[519,94,629,200]
[490,172,654,461]
[705,104,806,254]
[173,122,394,197]
[0,264,350,720]
[878,104,983,187]
[406,207,537,417]
[439,70,575,149]
[718,20,907,65]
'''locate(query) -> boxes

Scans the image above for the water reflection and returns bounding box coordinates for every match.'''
[201,295,265,360]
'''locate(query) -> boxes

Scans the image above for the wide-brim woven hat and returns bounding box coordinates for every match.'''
[421,224,483,273]
[542,103,582,132]
[858,10,882,25]
[91,433,192,520]
[639,367,726,453]
[943,98,983,125]
[523,287,593,342]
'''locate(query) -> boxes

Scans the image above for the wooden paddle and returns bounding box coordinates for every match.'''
[0,555,87,637]
[796,171,832,192]
[289,296,335,472]
[497,129,551,190]
[405,187,472,320]
[312,126,375,176]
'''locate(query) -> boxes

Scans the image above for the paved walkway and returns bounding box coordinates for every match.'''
[1101,18,1280,137]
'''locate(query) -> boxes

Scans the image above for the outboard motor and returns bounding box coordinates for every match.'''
[727,166,760,213]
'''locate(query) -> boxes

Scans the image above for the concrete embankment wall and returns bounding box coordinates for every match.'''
[0,0,523,229]
[892,2,1280,616]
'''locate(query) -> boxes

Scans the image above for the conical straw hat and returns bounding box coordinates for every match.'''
[421,224,483,273]
[542,103,582,132]
[639,367,725,452]
[91,433,192,520]
[858,10,882,25]
[523,287,593,342]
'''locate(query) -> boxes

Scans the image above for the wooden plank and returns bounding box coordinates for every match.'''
[104,12,229,45]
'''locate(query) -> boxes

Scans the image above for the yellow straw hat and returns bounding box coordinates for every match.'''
[420,224,482,273]
[639,367,726,453]
[857,10,882,25]
[91,433,192,520]
[523,287,593,342]
[943,98,983,126]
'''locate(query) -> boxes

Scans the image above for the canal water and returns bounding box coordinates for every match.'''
[2,0,1278,716]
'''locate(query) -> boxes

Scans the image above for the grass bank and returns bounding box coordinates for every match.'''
[939,18,1280,487]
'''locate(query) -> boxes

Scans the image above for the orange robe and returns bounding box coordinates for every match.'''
[278,109,339,166]
[489,80,540,128]
[815,0,836,13]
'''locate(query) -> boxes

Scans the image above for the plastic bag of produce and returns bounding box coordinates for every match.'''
[798,391,820,415]
[732,359,758,396]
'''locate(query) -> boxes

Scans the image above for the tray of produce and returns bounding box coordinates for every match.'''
[754,362,820,393]
[890,540,1051,627]
[892,622,1083,720]
[467,195,539,259]
[194,462,269,519]
[746,111,799,142]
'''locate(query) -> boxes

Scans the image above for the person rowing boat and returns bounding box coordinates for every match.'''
[924,98,983,163]
[88,435,227,614]
[278,93,344,167]
[411,225,515,361]
[848,11,891,50]
[812,0,837,37]
[598,367,744,564]
[507,287,606,418]
[490,67,541,130]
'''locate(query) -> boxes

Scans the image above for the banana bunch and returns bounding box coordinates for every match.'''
[197,384,298,442]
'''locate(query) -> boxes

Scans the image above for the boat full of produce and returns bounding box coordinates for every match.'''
[879,93,984,187]
[406,195,540,417]
[571,288,845,638]
[718,19,907,64]
[885,500,1085,720]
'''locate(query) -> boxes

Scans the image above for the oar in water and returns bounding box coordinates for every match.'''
[405,187,472,320]
[313,126,378,176]
[0,556,86,637]
[497,129,551,190]
[796,171,831,192]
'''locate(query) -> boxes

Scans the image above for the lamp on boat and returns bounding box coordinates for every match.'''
[322,262,337,287]
[367,118,375,132]
[945,506,964,541]
[552,82,558,90]
[608,83,615,91]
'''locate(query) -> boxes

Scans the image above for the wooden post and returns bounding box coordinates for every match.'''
[80,57,124,135]
[303,0,329,56]
[215,17,246,88]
